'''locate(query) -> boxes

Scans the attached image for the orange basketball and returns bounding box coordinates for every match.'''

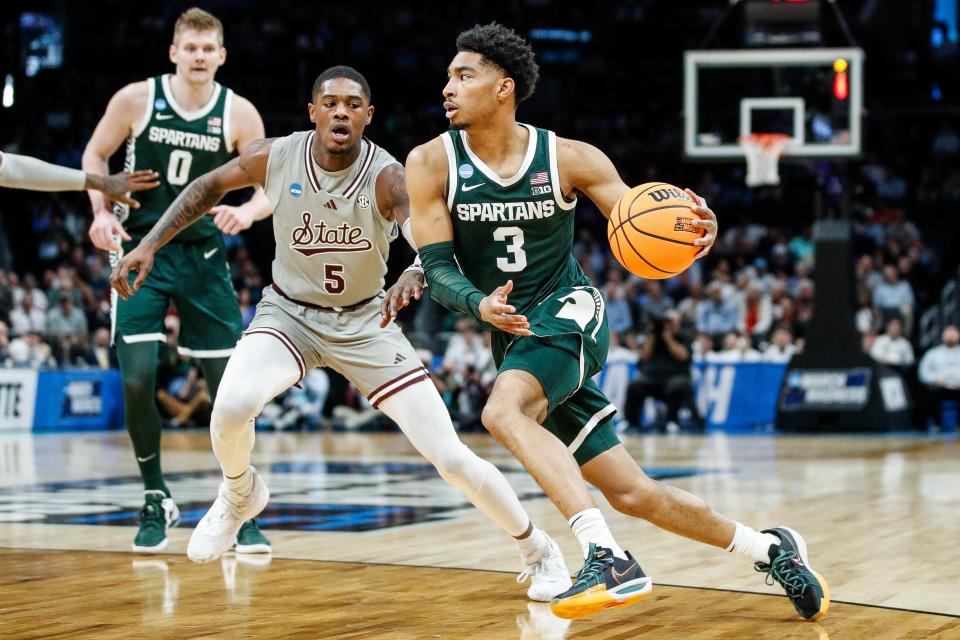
[607,182,704,279]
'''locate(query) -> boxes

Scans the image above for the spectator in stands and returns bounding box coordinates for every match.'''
[739,285,772,346]
[696,282,737,340]
[9,294,46,337]
[763,326,796,363]
[238,287,256,328]
[0,320,9,364]
[872,264,915,329]
[14,274,48,312]
[8,330,56,368]
[624,311,700,431]
[603,268,634,335]
[598,330,639,430]
[712,331,762,362]
[637,280,674,330]
[676,281,704,335]
[88,327,117,369]
[870,318,915,366]
[47,291,88,340]
[441,315,485,379]
[855,289,878,335]
[691,332,714,362]
[918,325,960,428]
[0,270,13,325]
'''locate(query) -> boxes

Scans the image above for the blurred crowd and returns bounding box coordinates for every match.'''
[0,1,958,430]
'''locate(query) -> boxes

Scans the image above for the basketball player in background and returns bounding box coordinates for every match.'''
[82,7,270,553]
[110,65,572,602]
[407,23,829,621]
[0,150,158,201]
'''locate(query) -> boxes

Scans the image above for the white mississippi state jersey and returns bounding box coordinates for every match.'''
[264,131,399,307]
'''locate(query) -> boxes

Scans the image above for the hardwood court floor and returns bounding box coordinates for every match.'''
[1,430,958,638]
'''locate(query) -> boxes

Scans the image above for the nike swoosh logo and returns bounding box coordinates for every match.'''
[462,183,484,192]
[136,453,158,463]
[156,114,174,120]
[204,248,219,259]
[611,562,638,584]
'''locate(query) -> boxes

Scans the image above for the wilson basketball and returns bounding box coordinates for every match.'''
[607,182,704,279]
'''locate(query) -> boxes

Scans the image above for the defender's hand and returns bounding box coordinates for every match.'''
[89,170,160,208]
[478,280,532,336]
[380,270,426,328]
[209,204,255,235]
[685,188,718,259]
[110,243,157,300]
[89,210,131,252]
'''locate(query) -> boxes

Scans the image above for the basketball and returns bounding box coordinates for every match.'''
[606,182,703,279]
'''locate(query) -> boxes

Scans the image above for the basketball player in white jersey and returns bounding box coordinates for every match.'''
[0,151,158,202]
[110,66,572,602]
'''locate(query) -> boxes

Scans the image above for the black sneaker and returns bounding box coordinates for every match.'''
[550,544,653,619]
[755,526,830,620]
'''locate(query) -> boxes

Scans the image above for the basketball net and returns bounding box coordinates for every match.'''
[739,133,790,187]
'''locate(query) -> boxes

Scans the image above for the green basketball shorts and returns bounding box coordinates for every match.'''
[113,234,242,357]
[493,285,620,465]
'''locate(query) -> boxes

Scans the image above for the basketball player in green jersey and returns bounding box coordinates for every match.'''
[407,23,829,621]
[82,8,271,553]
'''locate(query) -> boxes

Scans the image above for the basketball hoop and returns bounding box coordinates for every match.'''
[739,133,790,187]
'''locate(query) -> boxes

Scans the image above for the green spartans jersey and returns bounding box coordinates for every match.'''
[441,124,587,314]
[118,74,233,241]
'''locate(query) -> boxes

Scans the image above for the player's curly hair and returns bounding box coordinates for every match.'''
[312,65,372,102]
[456,23,539,105]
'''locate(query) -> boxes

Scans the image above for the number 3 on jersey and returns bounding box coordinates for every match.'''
[167,149,193,186]
[493,226,527,272]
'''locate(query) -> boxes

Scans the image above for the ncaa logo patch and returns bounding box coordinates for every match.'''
[289,183,303,197]
[458,164,474,179]
[154,98,167,111]
[357,194,370,209]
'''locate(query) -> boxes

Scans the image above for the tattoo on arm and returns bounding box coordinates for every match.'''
[382,166,409,222]
[143,176,222,247]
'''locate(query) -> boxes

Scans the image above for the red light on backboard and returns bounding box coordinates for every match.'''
[834,71,848,100]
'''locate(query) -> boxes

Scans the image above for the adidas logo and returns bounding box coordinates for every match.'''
[323,199,338,210]
[393,353,406,364]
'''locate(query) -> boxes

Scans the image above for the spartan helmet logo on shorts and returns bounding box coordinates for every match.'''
[357,194,371,209]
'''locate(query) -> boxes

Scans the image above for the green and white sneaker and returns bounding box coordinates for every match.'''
[132,490,180,552]
[235,519,272,554]
[755,526,830,620]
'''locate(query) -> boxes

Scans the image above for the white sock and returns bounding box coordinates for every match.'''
[224,467,253,496]
[516,525,549,564]
[569,508,626,560]
[725,522,780,564]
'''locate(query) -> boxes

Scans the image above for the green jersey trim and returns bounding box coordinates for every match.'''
[441,133,458,211]
[132,80,155,138]
[460,124,538,187]
[547,130,577,211]
[160,74,223,122]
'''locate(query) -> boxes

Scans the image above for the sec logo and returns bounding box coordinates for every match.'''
[357,194,371,209]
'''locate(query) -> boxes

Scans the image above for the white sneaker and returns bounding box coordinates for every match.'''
[517,535,572,602]
[187,469,269,564]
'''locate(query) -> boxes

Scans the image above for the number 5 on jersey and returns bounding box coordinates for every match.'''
[494,226,527,272]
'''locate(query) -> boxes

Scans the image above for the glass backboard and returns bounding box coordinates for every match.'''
[684,47,864,159]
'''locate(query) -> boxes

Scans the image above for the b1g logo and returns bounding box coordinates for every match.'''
[674,217,698,234]
[531,185,552,195]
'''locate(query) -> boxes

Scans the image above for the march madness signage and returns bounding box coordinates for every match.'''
[779,368,871,411]
[0,370,38,430]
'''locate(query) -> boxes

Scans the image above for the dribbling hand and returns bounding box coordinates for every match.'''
[685,188,718,259]
[479,280,532,337]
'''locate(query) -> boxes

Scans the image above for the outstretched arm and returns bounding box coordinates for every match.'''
[109,138,273,299]
[0,151,159,203]
[556,137,717,257]
[407,139,531,335]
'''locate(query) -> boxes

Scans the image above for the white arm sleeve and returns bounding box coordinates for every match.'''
[0,152,87,192]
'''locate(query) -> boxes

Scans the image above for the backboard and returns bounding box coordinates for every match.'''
[684,47,864,159]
